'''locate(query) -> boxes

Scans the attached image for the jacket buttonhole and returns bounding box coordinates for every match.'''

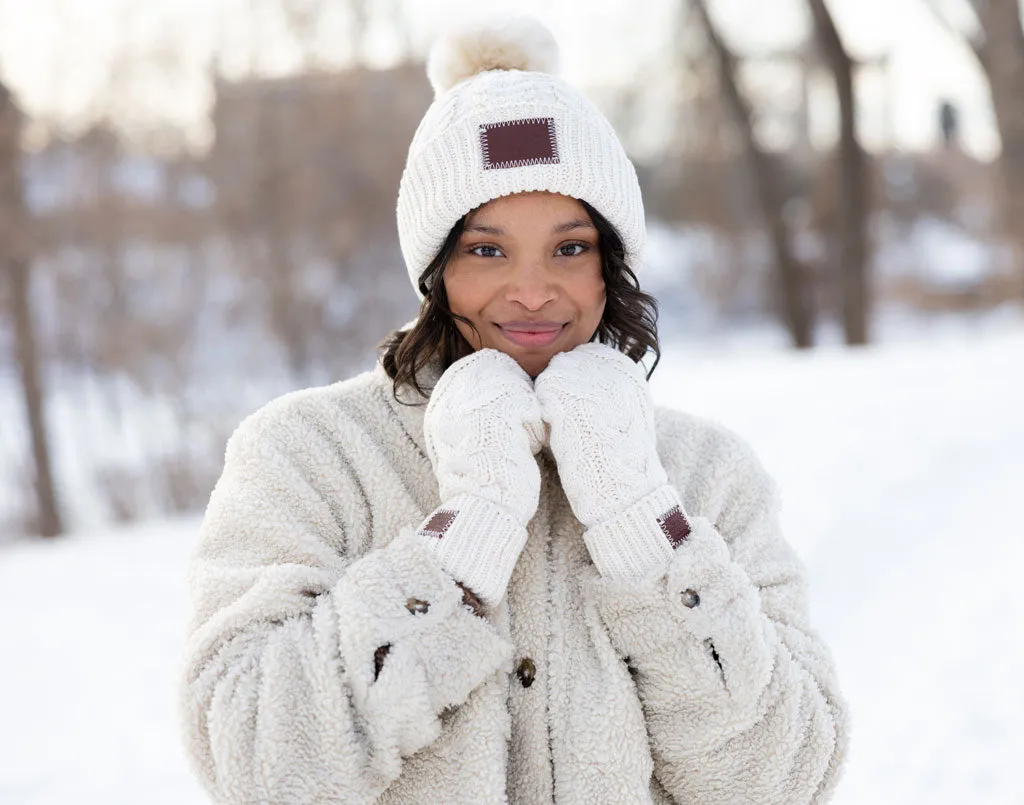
[373,643,391,682]
[704,638,723,676]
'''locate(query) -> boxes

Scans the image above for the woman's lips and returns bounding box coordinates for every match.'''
[496,322,566,348]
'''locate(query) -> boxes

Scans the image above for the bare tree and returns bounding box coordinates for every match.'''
[689,0,816,347]
[807,0,871,344]
[927,0,1024,292]
[0,81,62,537]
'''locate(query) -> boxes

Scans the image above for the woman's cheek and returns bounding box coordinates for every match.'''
[453,318,484,350]
[586,284,607,326]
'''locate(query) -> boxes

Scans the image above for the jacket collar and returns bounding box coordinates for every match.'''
[376,358,443,460]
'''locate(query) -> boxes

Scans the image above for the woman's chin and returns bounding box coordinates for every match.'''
[510,350,557,379]
[483,340,578,378]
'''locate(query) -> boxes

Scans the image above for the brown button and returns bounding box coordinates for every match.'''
[405,597,430,615]
[516,657,536,688]
[681,589,700,608]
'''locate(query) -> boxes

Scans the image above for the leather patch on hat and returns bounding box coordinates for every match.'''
[480,118,559,170]
[419,509,457,539]
[657,506,691,548]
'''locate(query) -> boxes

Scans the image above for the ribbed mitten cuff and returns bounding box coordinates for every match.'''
[583,485,691,580]
[414,493,528,609]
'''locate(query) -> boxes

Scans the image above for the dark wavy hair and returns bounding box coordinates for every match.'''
[379,200,660,400]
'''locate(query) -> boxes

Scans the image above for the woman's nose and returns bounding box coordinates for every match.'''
[504,259,557,311]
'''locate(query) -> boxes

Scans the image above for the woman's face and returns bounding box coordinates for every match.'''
[443,191,606,378]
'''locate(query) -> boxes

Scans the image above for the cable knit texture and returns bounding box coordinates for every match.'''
[180,361,849,804]
[416,349,544,607]
[536,342,683,579]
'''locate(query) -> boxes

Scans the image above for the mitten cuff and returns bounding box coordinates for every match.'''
[415,493,528,608]
[583,484,688,579]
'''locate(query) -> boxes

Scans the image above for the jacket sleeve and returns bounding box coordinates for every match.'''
[179,399,514,804]
[586,434,849,805]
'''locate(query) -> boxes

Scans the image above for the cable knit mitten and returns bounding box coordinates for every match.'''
[535,342,687,579]
[416,349,545,608]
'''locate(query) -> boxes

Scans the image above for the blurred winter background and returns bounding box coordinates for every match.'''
[1,0,1022,802]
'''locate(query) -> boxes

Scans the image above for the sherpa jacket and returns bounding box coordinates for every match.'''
[180,361,848,804]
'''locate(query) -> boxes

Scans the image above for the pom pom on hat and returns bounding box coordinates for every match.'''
[426,15,560,98]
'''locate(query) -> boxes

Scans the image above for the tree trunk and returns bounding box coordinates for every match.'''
[0,82,62,537]
[972,0,1024,294]
[690,0,816,348]
[807,0,871,344]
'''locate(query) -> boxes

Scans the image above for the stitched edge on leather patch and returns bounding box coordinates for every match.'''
[419,509,457,538]
[480,118,559,170]
[657,506,691,548]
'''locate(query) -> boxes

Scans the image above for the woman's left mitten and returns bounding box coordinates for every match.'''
[535,342,684,579]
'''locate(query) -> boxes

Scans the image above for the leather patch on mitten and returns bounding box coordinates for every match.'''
[657,506,692,548]
[419,510,456,539]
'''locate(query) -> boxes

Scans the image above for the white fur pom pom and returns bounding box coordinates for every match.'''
[426,15,560,98]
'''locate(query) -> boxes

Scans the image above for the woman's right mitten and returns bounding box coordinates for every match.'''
[416,348,544,608]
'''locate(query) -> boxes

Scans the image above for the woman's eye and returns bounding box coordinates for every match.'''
[470,244,503,258]
[557,242,589,257]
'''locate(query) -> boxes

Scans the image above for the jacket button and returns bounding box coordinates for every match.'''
[405,597,430,614]
[681,589,700,608]
[516,657,536,688]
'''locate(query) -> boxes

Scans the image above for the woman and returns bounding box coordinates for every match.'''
[180,16,848,804]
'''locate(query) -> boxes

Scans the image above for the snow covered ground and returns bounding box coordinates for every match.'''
[2,315,1023,804]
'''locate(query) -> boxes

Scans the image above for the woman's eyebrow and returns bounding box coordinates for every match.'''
[552,219,596,233]
[463,219,596,235]
[464,224,504,235]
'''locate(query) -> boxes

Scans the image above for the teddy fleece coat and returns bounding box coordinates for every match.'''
[179,362,849,804]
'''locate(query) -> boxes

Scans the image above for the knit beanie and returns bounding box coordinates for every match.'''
[396,15,646,298]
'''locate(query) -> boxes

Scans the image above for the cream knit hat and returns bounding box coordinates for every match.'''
[396,15,646,297]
